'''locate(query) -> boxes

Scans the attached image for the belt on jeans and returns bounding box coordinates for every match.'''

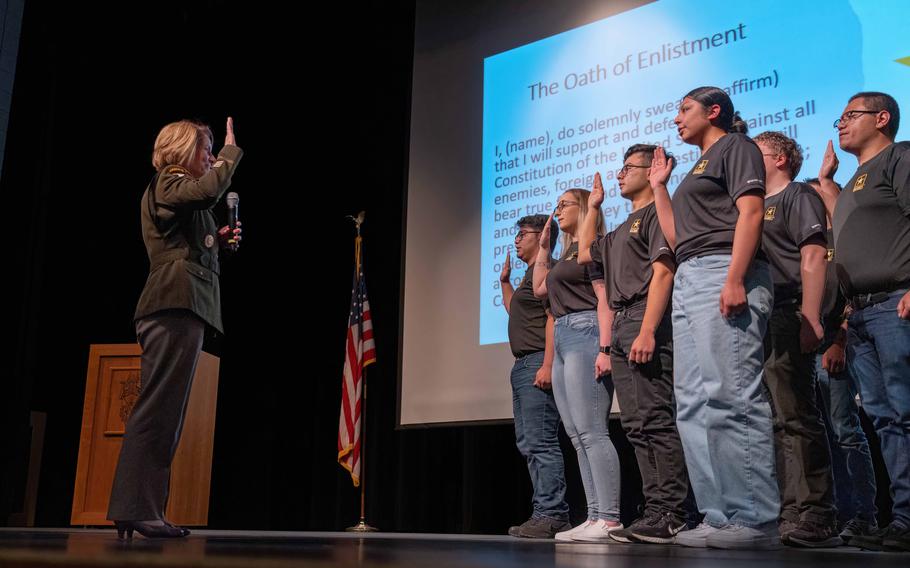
[851,291,893,310]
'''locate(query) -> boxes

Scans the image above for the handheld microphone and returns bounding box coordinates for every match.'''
[226,192,239,250]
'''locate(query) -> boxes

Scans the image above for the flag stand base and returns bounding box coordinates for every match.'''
[346,519,379,532]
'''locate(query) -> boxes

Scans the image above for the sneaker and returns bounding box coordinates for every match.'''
[839,517,877,545]
[705,522,782,550]
[609,514,654,543]
[778,519,797,540]
[629,512,687,544]
[882,522,910,552]
[674,522,721,548]
[852,521,910,552]
[512,516,572,539]
[785,520,843,548]
[555,520,594,542]
[571,519,624,542]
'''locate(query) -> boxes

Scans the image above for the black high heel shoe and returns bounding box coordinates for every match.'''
[114,520,188,539]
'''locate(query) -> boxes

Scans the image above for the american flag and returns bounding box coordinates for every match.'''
[338,235,376,486]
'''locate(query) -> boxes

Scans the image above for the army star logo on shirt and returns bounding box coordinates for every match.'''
[630,219,641,233]
[764,206,776,221]
[853,173,867,192]
[826,248,834,262]
[693,160,708,175]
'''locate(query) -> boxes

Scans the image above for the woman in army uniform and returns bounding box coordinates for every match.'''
[108,118,242,539]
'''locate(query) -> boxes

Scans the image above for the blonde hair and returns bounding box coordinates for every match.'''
[560,188,605,260]
[151,120,213,171]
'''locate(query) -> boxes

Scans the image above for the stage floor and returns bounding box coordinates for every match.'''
[0,528,904,568]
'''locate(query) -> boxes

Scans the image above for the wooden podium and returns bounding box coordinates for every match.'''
[71,344,219,526]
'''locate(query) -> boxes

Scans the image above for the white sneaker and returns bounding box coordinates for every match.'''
[571,519,624,542]
[675,522,722,548]
[555,520,595,542]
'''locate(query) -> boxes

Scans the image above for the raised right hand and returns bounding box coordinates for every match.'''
[589,172,605,209]
[500,249,512,284]
[225,116,236,147]
[539,210,555,251]
[648,146,673,187]
[819,140,839,180]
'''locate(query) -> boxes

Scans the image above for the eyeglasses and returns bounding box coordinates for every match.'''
[514,230,540,241]
[618,163,650,175]
[833,109,882,129]
[761,153,780,158]
[555,200,579,212]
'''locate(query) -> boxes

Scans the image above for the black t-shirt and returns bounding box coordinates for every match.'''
[546,241,604,318]
[761,182,827,305]
[591,202,675,310]
[821,229,846,330]
[672,133,766,264]
[833,141,910,297]
[508,263,550,358]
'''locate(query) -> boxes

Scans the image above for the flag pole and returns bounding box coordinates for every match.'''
[346,213,378,533]
[347,368,376,532]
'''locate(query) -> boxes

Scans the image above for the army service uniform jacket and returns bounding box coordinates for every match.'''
[134,145,243,333]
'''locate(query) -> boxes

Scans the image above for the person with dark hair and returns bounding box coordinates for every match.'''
[833,91,910,552]
[753,131,839,547]
[805,168,879,545]
[532,190,623,542]
[500,214,571,538]
[649,86,780,549]
[577,145,692,544]
[108,118,242,539]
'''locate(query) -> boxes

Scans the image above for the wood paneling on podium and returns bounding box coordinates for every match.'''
[71,344,219,526]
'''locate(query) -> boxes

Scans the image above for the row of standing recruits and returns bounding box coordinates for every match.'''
[501,86,910,552]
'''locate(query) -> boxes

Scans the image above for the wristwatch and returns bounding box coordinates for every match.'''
[599,346,611,354]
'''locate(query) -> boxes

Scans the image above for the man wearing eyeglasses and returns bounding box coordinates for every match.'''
[577,145,693,544]
[500,214,571,538]
[832,91,910,552]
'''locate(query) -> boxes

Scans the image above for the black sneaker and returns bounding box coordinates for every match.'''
[784,520,843,548]
[882,522,910,552]
[513,516,572,539]
[850,522,908,551]
[839,517,877,545]
[609,514,653,543]
[629,512,687,544]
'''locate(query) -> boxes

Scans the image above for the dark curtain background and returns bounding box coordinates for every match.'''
[0,0,890,533]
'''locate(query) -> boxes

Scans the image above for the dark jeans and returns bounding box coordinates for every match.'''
[610,302,689,519]
[108,309,205,521]
[764,304,836,524]
[847,289,910,526]
[815,350,878,523]
[511,350,569,520]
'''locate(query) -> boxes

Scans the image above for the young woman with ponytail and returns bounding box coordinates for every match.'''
[648,87,781,549]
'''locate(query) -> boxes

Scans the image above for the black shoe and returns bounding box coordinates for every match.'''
[609,515,653,544]
[784,520,843,548]
[882,522,910,552]
[839,517,877,545]
[114,520,188,540]
[629,512,686,544]
[850,522,908,551]
[514,516,572,539]
[508,520,527,537]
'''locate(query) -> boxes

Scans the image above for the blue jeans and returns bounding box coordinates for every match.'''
[847,289,910,526]
[815,353,877,522]
[551,310,621,521]
[672,255,779,528]
[511,350,569,521]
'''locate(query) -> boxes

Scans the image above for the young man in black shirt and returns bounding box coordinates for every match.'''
[754,131,839,547]
[577,145,691,543]
[833,91,910,552]
[500,214,571,538]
